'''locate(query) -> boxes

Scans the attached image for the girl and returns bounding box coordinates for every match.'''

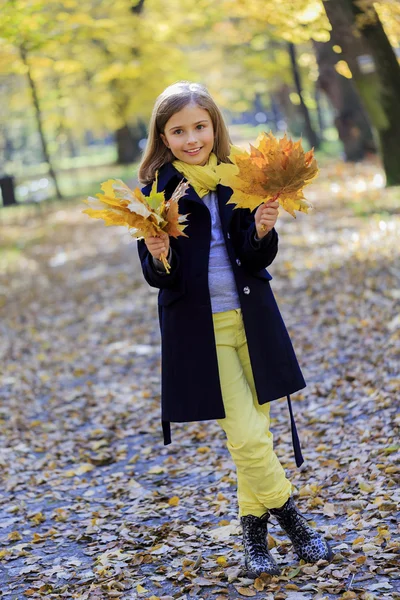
[137,81,331,577]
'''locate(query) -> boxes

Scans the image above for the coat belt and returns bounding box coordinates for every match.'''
[286,394,304,467]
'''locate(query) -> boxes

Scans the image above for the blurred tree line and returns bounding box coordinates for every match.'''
[0,0,400,201]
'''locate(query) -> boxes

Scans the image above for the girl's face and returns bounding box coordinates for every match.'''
[160,103,214,166]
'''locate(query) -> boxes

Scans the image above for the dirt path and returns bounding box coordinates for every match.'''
[0,158,398,599]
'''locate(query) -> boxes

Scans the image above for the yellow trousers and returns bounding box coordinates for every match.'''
[212,308,292,518]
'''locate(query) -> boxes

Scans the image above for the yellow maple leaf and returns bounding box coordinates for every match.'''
[216,131,318,219]
[82,172,189,273]
[168,496,180,506]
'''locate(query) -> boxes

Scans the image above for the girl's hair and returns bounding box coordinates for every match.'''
[138,81,232,185]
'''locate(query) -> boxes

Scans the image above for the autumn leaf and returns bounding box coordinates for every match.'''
[82,172,189,273]
[136,583,148,594]
[236,587,257,597]
[216,131,318,218]
[64,463,95,477]
[322,502,336,517]
[197,446,210,453]
[168,496,180,506]
[30,512,46,525]
[355,555,367,565]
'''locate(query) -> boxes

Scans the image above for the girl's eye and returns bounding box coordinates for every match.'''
[173,124,205,135]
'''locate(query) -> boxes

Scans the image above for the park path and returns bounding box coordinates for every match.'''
[0,157,399,599]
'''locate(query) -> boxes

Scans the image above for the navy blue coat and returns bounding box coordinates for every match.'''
[137,162,306,466]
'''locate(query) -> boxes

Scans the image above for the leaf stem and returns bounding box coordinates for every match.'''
[160,252,171,274]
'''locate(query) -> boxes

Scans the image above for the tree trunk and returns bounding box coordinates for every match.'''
[313,38,376,161]
[288,42,320,149]
[115,120,146,164]
[323,0,400,185]
[269,94,281,130]
[19,46,62,199]
[314,84,325,139]
[116,124,137,164]
[273,84,303,136]
[1,126,14,163]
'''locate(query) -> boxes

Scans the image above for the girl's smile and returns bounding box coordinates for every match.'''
[160,103,214,165]
[185,147,202,155]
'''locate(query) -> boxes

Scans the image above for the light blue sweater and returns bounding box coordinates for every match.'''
[152,190,262,313]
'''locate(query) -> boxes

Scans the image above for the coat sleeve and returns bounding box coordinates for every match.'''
[231,208,279,273]
[137,239,183,289]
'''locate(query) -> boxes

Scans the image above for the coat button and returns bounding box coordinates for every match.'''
[236,258,241,266]
[243,286,250,295]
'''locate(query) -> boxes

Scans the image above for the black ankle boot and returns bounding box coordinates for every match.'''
[270,497,332,564]
[240,512,281,578]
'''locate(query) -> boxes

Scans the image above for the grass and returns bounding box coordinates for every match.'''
[0,161,139,227]
[6,146,118,182]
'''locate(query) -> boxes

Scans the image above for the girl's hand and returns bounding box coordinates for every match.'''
[255,200,279,239]
[145,231,170,260]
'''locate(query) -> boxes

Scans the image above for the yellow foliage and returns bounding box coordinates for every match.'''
[335,60,353,79]
[216,131,318,218]
[82,174,189,273]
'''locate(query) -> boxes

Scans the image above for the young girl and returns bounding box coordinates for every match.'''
[137,81,331,577]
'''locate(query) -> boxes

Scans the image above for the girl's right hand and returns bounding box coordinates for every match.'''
[145,231,170,260]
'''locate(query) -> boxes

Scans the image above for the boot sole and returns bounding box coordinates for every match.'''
[245,563,281,578]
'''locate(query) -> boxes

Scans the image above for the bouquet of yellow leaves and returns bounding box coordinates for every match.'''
[216,131,319,229]
[82,173,190,273]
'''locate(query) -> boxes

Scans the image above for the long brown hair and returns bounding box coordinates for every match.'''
[138,81,232,185]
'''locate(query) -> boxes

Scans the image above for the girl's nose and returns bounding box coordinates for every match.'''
[187,133,198,144]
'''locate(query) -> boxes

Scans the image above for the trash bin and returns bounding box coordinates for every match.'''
[0,175,17,206]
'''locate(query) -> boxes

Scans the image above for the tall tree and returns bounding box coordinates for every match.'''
[288,42,320,149]
[313,38,376,160]
[323,0,400,184]
[19,45,62,199]
[0,0,66,198]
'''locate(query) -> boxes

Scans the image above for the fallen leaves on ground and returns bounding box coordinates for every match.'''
[0,156,399,599]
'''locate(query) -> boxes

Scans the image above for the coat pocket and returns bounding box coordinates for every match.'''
[158,282,186,306]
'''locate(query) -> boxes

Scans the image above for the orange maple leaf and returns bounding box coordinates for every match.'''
[216,131,319,218]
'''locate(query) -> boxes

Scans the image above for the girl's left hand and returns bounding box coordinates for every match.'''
[255,200,279,239]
